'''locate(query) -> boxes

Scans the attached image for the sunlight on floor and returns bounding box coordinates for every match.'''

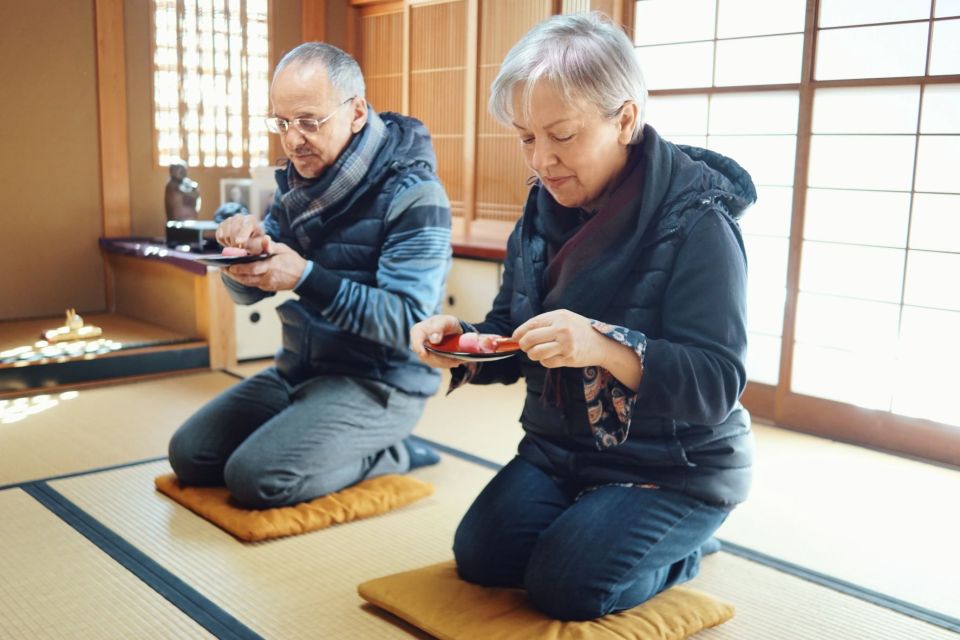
[0,391,80,424]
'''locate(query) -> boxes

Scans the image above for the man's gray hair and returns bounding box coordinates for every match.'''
[275,42,366,100]
[489,12,646,143]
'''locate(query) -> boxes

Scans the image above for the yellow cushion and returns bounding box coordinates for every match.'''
[358,560,734,640]
[155,473,433,542]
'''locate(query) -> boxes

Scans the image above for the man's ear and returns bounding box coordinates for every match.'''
[351,98,369,133]
[617,100,639,145]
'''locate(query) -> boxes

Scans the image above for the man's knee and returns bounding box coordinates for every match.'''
[223,453,301,509]
[168,427,206,485]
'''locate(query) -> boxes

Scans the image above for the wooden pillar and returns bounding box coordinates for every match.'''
[302,0,327,41]
[195,270,237,370]
[463,0,479,235]
[95,0,132,312]
[94,0,132,239]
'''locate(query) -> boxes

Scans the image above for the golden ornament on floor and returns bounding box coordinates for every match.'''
[42,309,103,343]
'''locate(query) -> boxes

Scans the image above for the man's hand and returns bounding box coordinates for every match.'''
[215,214,268,255]
[224,241,308,292]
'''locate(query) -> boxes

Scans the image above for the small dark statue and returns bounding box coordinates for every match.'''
[164,160,201,221]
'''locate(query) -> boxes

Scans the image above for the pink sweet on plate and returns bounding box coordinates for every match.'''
[431,333,519,355]
[456,332,485,352]
[221,246,249,257]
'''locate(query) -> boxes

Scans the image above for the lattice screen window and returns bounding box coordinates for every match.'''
[153,0,270,169]
[638,0,960,430]
[638,0,805,387]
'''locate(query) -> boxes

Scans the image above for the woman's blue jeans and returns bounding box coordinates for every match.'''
[453,456,729,621]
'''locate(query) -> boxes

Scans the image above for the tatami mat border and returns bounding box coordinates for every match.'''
[718,540,960,633]
[0,455,167,492]
[409,434,503,471]
[22,481,263,640]
[410,434,960,635]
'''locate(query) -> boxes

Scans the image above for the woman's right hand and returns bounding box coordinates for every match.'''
[216,215,268,255]
[410,314,464,369]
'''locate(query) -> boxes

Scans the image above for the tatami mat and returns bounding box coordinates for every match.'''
[412,371,525,466]
[8,363,952,638]
[47,455,958,639]
[50,456,491,640]
[717,424,960,618]
[691,553,957,640]
[0,489,212,640]
[0,371,235,487]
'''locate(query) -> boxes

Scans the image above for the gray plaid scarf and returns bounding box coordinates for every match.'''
[277,109,388,248]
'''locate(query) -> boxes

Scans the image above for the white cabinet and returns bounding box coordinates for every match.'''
[234,290,296,360]
[443,257,503,325]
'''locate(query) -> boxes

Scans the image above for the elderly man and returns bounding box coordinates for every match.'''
[169,43,452,509]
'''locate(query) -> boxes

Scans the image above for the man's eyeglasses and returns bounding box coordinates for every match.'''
[264,96,355,135]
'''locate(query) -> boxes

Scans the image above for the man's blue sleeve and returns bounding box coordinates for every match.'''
[294,178,452,350]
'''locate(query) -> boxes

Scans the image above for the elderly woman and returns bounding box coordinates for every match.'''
[411,12,755,621]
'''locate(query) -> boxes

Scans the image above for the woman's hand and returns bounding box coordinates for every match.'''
[515,309,644,389]
[223,241,307,292]
[513,309,608,369]
[216,215,269,255]
[410,315,465,369]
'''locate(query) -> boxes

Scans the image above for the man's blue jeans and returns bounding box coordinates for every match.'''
[453,456,729,621]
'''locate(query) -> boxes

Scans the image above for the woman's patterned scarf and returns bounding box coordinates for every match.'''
[534,146,652,448]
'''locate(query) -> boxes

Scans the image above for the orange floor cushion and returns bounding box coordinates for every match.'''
[155,473,434,542]
[358,560,734,640]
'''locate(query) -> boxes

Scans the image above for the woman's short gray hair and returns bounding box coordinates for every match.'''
[275,42,366,100]
[489,12,646,143]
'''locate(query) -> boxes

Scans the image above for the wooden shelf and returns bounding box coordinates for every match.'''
[451,220,511,262]
[0,312,209,396]
[0,312,191,355]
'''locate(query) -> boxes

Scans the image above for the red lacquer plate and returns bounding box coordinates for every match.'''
[423,333,521,362]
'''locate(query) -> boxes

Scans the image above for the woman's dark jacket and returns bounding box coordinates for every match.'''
[468,125,756,508]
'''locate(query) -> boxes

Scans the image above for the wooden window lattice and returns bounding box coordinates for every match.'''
[153,0,270,169]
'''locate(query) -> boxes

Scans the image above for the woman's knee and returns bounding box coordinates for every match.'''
[525,564,660,621]
[524,536,665,621]
[453,517,498,585]
[524,564,616,621]
[453,515,528,587]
